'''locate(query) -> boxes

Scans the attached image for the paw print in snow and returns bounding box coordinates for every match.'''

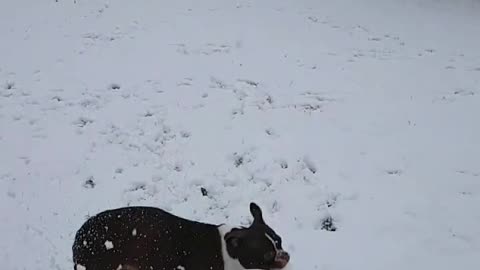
[83,177,96,189]
[109,83,121,90]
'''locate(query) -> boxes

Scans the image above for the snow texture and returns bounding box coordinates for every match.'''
[1,0,479,270]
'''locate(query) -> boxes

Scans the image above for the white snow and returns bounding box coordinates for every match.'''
[1,0,480,270]
[104,240,114,250]
[76,264,86,270]
[132,228,137,236]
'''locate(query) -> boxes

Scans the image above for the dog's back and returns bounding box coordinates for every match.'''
[72,206,222,270]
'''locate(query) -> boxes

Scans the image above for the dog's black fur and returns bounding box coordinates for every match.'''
[72,203,290,270]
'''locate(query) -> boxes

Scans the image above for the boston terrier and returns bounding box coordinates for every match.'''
[72,202,290,270]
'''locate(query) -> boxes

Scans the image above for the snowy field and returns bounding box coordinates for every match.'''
[1,0,480,269]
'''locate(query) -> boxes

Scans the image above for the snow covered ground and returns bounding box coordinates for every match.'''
[1,0,479,269]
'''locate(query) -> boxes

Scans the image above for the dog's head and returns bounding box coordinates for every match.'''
[224,203,290,270]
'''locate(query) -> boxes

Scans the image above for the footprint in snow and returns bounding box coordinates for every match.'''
[109,83,121,90]
[172,43,189,55]
[143,111,154,117]
[51,96,63,102]
[173,163,183,172]
[201,43,231,55]
[4,81,15,90]
[314,215,337,232]
[79,98,100,109]
[177,78,193,87]
[273,158,289,169]
[456,170,479,177]
[307,16,319,23]
[127,182,147,192]
[265,128,274,136]
[453,89,475,96]
[302,156,317,174]
[180,130,191,138]
[237,79,259,87]
[73,117,94,128]
[325,193,339,208]
[209,76,229,89]
[112,171,123,179]
[386,169,402,176]
[265,128,280,138]
[435,89,475,103]
[123,182,158,203]
[231,151,253,168]
[83,177,96,189]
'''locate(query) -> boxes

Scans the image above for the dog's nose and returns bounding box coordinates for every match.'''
[277,251,290,262]
[274,250,290,268]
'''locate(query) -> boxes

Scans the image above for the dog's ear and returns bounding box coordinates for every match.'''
[227,235,241,248]
[250,202,265,225]
[225,229,247,257]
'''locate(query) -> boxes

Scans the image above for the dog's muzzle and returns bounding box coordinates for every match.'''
[273,250,290,269]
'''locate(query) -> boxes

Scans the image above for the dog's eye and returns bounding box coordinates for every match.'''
[264,251,276,261]
[273,238,281,246]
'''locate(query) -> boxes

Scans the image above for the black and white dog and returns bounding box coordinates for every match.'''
[72,203,290,270]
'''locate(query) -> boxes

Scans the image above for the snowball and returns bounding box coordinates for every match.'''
[104,240,114,250]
